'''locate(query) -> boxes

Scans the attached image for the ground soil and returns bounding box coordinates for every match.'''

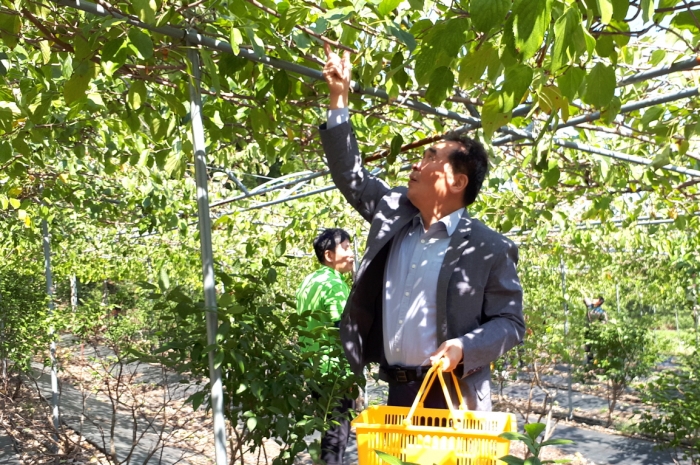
[2,342,674,465]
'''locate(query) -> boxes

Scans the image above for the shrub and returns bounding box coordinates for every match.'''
[639,351,700,464]
[585,317,661,425]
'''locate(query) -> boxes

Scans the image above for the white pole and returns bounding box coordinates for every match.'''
[616,283,620,314]
[559,258,573,420]
[187,45,228,465]
[41,219,61,442]
[70,275,78,312]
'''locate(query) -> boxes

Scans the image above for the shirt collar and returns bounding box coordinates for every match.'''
[321,264,343,279]
[412,208,464,236]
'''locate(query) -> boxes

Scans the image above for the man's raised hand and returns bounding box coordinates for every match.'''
[323,42,351,109]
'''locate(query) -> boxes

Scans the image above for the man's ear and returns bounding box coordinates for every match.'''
[450,172,468,194]
[323,249,334,265]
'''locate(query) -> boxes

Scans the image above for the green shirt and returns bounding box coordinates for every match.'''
[295,266,349,374]
[295,265,349,322]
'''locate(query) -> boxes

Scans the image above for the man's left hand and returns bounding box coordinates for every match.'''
[430,339,463,372]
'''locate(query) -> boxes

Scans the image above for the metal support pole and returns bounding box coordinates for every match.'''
[675,308,681,353]
[187,45,228,465]
[70,275,78,312]
[616,283,620,315]
[41,219,61,441]
[559,257,573,420]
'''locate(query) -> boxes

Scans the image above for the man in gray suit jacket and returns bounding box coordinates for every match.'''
[319,45,525,411]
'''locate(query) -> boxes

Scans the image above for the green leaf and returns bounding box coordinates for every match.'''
[159,267,170,291]
[0,13,20,50]
[128,29,154,60]
[132,0,157,24]
[73,35,93,61]
[524,458,542,465]
[596,0,613,24]
[595,35,615,58]
[499,455,525,465]
[64,70,92,105]
[407,0,423,10]
[375,450,418,465]
[470,0,510,33]
[600,97,622,124]
[0,140,12,163]
[424,66,454,107]
[249,107,269,132]
[641,0,653,23]
[611,0,629,21]
[556,67,585,101]
[189,391,205,411]
[246,417,257,431]
[650,145,671,170]
[481,93,512,141]
[101,37,128,77]
[275,238,287,258]
[273,70,290,100]
[415,18,469,85]
[670,9,700,31]
[388,134,403,164]
[583,63,615,108]
[501,64,533,113]
[511,0,553,59]
[524,422,547,441]
[540,438,575,447]
[230,27,243,55]
[458,43,496,88]
[377,0,402,17]
[244,27,265,58]
[551,7,586,71]
[388,25,416,52]
[128,81,147,110]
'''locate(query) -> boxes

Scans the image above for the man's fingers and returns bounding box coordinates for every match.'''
[341,50,352,81]
[323,42,332,59]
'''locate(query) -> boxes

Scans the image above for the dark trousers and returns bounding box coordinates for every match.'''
[316,395,356,465]
[387,378,450,409]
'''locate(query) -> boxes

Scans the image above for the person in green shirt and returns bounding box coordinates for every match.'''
[296,228,355,465]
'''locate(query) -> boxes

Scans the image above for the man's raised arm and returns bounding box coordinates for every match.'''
[319,44,389,223]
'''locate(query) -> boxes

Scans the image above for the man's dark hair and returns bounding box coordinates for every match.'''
[597,296,605,304]
[313,228,351,264]
[444,132,489,206]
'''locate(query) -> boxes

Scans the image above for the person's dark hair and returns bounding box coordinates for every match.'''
[443,132,489,206]
[313,228,351,264]
[597,295,605,304]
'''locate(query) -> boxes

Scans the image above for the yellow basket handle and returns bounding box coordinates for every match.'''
[403,359,467,427]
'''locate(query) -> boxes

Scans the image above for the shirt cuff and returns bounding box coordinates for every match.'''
[327,107,349,129]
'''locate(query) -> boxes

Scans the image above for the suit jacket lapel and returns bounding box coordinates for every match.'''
[362,202,417,265]
[436,210,473,343]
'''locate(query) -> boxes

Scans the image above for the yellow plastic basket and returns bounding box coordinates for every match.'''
[352,363,516,465]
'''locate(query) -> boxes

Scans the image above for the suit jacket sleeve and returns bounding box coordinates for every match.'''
[458,241,525,375]
[319,121,390,222]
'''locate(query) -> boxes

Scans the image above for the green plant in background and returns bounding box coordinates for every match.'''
[585,317,662,426]
[500,422,574,465]
[639,351,700,465]
[0,268,52,376]
[135,260,361,465]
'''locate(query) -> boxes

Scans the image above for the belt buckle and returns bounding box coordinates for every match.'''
[395,369,408,383]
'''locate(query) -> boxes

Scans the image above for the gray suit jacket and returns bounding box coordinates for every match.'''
[319,121,525,411]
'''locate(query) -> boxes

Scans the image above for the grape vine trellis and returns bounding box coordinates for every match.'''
[2,0,700,461]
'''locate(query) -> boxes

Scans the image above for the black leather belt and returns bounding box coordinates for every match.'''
[380,365,432,383]
[381,364,483,384]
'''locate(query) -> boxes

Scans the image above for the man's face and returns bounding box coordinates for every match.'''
[406,141,462,207]
[325,239,355,274]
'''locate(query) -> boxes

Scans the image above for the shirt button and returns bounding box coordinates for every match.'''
[411,264,416,269]
[404,291,410,297]
[398,319,403,324]
[421,239,426,244]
